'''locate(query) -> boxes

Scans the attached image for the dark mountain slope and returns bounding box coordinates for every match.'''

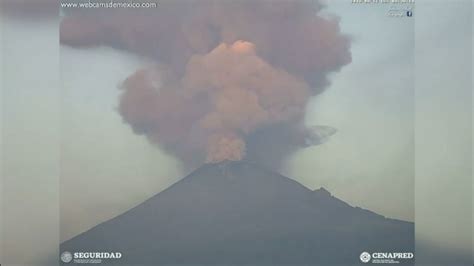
[61,160,414,265]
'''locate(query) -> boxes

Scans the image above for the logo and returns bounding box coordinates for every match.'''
[360,252,371,263]
[60,251,73,263]
[60,251,122,264]
[359,251,414,264]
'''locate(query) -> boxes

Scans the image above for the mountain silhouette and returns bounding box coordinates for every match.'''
[61,161,414,265]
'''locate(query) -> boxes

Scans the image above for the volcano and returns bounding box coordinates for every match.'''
[60,161,414,265]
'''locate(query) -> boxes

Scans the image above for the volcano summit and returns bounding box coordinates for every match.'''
[61,161,414,265]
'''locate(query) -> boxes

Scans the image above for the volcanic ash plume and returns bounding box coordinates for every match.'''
[60,1,352,169]
[120,42,309,165]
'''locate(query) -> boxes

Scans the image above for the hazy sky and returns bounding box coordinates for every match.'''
[60,46,181,241]
[413,0,472,261]
[63,1,412,239]
[289,1,415,222]
[55,1,416,242]
[1,14,60,264]
[0,1,471,264]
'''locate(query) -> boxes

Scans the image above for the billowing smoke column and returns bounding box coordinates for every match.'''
[60,1,351,170]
